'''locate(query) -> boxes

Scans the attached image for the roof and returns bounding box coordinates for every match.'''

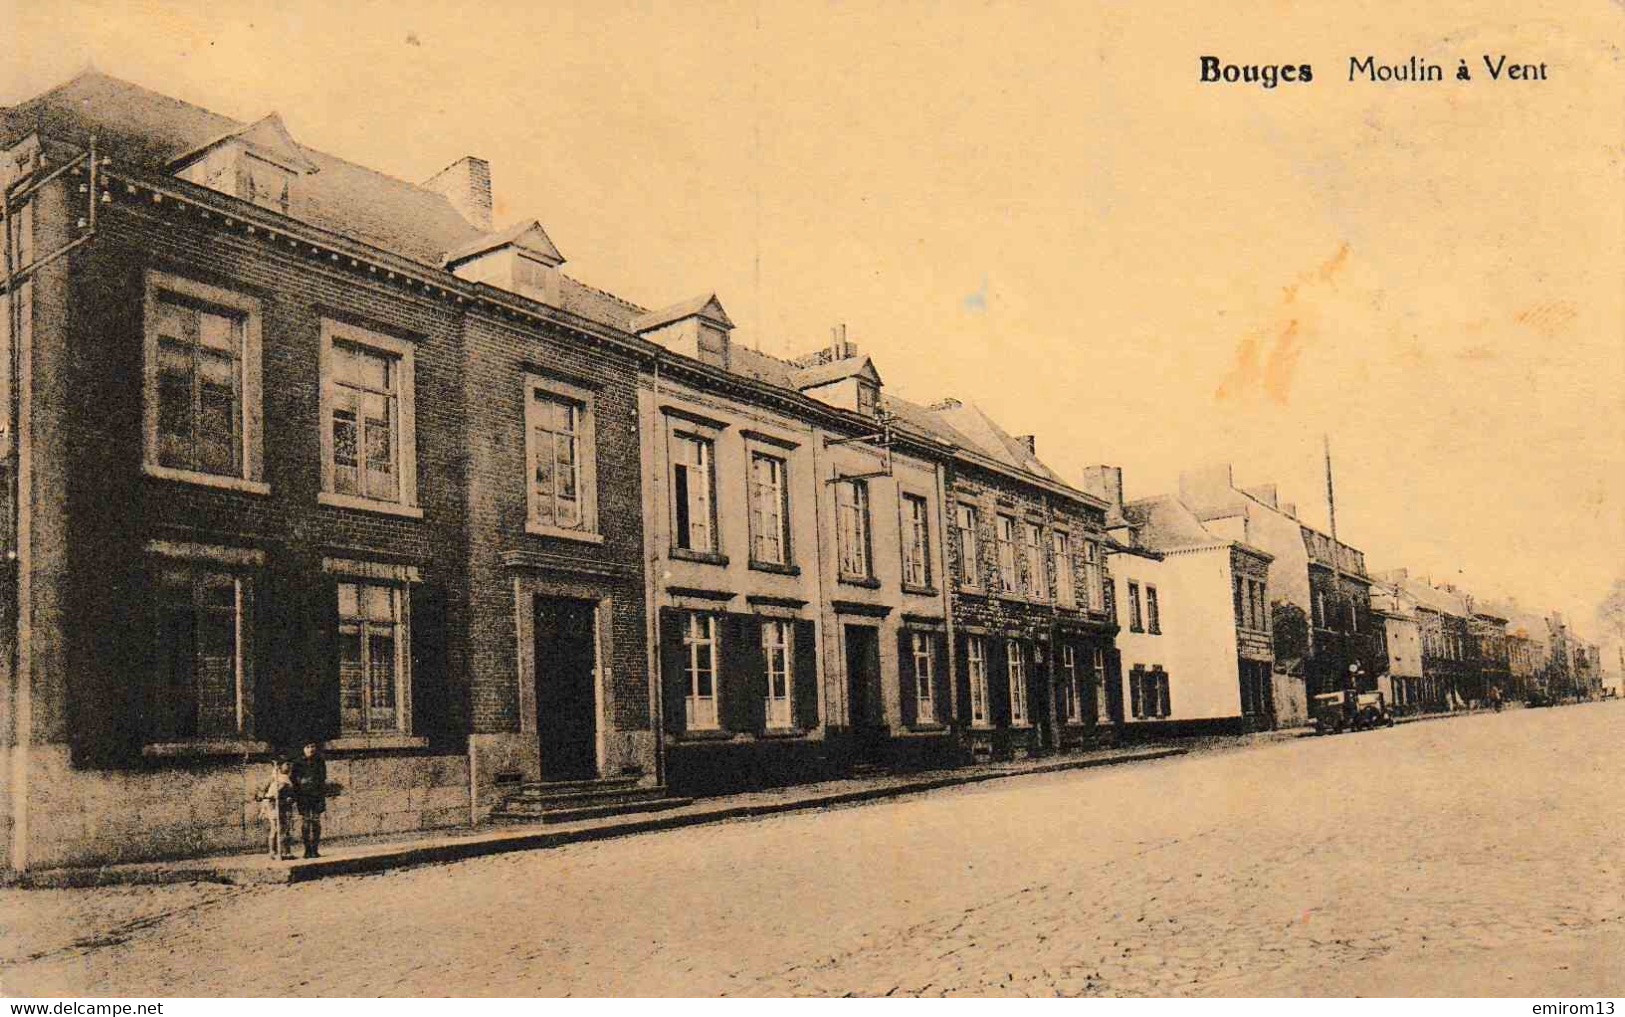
[0,71,641,329]
[442,219,564,268]
[629,293,734,334]
[789,356,880,391]
[921,399,1068,486]
[169,111,319,174]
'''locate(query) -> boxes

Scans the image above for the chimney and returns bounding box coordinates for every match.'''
[1178,463,1235,511]
[1081,465,1124,514]
[1016,435,1036,456]
[424,156,493,231]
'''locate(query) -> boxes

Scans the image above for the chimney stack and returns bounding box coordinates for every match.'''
[1016,435,1036,455]
[1081,465,1124,514]
[424,156,493,231]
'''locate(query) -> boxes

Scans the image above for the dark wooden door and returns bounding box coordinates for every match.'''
[534,596,598,781]
[844,624,884,760]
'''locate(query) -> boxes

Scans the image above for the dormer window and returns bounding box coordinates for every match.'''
[856,380,878,417]
[170,112,317,218]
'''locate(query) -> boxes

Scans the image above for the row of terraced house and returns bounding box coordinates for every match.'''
[0,74,1599,872]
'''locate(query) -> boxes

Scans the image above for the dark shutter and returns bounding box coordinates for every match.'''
[409,581,450,748]
[792,619,820,730]
[1159,670,1171,719]
[989,637,1011,728]
[721,613,763,734]
[933,633,952,727]
[953,635,972,727]
[659,608,688,735]
[897,628,918,728]
[310,574,342,745]
[1106,647,1124,725]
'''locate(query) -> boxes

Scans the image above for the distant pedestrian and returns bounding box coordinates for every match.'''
[293,741,328,859]
[256,758,296,860]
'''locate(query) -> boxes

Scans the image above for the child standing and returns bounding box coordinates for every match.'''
[256,759,296,860]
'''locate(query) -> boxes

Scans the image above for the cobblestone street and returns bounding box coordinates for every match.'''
[4,702,1622,996]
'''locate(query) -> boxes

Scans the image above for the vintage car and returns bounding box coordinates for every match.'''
[1311,689,1394,734]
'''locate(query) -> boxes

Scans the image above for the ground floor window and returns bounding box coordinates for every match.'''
[683,612,720,730]
[338,581,409,735]
[763,618,793,729]
[1129,664,1171,720]
[1007,639,1030,726]
[911,631,936,724]
[152,565,250,742]
[1093,645,1108,722]
[968,636,990,728]
[1060,644,1082,723]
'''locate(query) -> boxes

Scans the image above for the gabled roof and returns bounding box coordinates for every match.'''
[1124,495,1254,555]
[632,293,733,333]
[789,355,879,391]
[169,111,318,174]
[442,219,564,268]
[922,399,1067,486]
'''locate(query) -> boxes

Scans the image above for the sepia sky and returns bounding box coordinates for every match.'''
[4,1,1622,648]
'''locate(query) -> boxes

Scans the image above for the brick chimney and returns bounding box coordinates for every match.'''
[1016,435,1036,456]
[1081,465,1124,514]
[424,156,493,231]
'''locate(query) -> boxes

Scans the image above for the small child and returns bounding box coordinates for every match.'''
[256,759,296,860]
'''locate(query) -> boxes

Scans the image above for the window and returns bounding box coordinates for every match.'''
[762,619,794,729]
[672,434,717,553]
[1082,540,1104,610]
[748,452,792,566]
[1023,522,1048,600]
[1313,590,1327,629]
[320,321,418,513]
[526,379,598,535]
[1146,585,1161,635]
[1007,639,1030,726]
[856,381,878,417]
[1092,646,1108,721]
[143,273,265,492]
[902,494,932,589]
[968,636,990,728]
[1234,575,1246,627]
[996,514,1019,593]
[242,154,293,215]
[1103,576,1117,622]
[956,504,981,588]
[152,566,250,742]
[911,632,936,724]
[683,613,720,729]
[1130,666,1172,719]
[1053,531,1075,608]
[837,478,873,580]
[1060,644,1082,723]
[1127,581,1144,632]
[338,581,409,736]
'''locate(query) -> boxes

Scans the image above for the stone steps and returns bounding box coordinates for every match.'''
[490,778,693,825]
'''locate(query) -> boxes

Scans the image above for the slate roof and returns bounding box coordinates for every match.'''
[0,70,645,330]
[788,356,880,391]
[631,293,734,333]
[922,399,1068,486]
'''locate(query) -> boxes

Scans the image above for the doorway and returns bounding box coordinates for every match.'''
[844,624,884,761]
[534,596,599,781]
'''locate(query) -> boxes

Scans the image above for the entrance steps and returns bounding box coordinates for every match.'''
[490,776,693,825]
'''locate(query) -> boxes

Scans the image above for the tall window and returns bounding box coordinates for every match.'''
[968,636,990,728]
[956,503,980,588]
[837,478,873,580]
[1082,539,1104,610]
[762,619,793,728]
[902,494,932,589]
[1022,522,1048,600]
[996,514,1019,593]
[1092,646,1108,721]
[144,274,264,491]
[1234,575,1246,627]
[1007,639,1030,726]
[683,612,719,729]
[338,581,408,735]
[1130,666,1171,720]
[154,300,243,477]
[321,322,417,511]
[911,632,936,724]
[1146,585,1161,635]
[748,452,792,566]
[1128,581,1144,632]
[152,565,249,742]
[672,434,717,553]
[527,390,587,531]
[1060,644,1082,723]
[1053,531,1075,608]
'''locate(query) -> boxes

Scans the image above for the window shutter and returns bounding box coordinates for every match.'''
[309,574,343,744]
[897,629,917,728]
[409,581,450,747]
[934,633,952,728]
[1106,647,1124,725]
[989,638,1011,728]
[1159,671,1171,719]
[792,619,820,730]
[658,609,688,735]
[953,635,972,727]
[721,613,764,734]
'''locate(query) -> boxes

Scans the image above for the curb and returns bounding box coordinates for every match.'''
[14,746,1187,889]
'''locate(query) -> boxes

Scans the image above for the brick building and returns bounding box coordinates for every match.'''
[0,72,662,870]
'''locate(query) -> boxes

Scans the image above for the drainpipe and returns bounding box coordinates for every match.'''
[646,358,665,787]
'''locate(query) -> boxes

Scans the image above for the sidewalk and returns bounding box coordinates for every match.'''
[16,744,1188,889]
